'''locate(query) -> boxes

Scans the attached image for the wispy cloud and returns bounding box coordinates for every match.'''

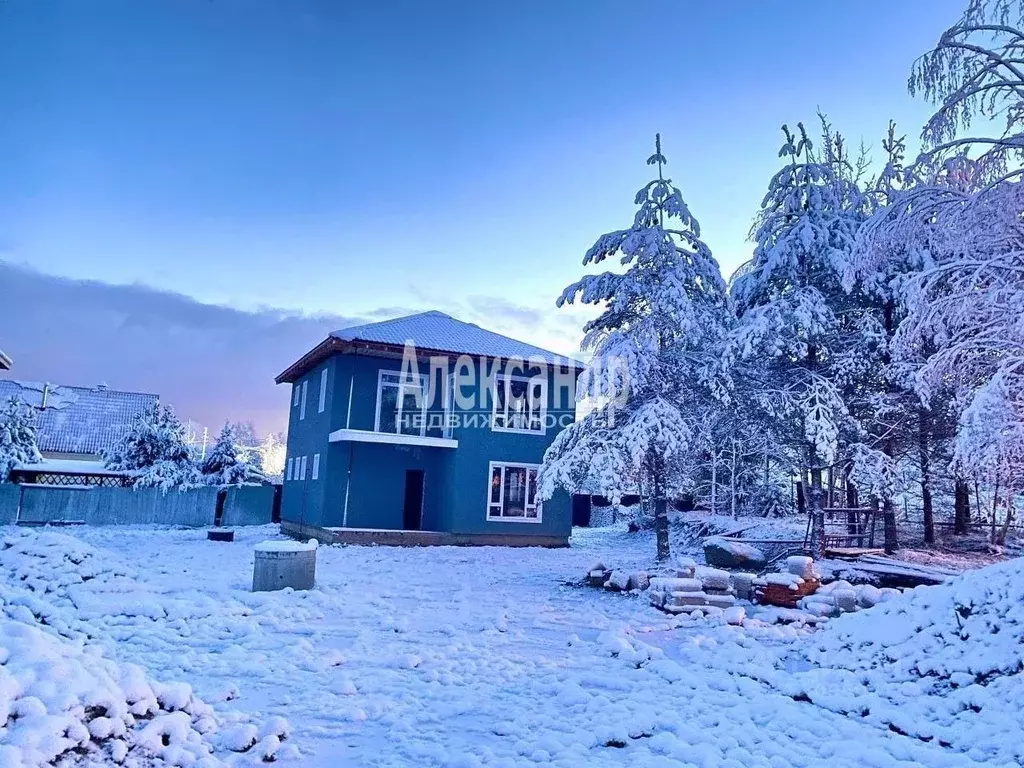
[0,262,366,434]
[0,263,590,435]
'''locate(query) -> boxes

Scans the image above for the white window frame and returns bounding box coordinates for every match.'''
[374,370,429,436]
[299,455,307,481]
[286,457,294,481]
[318,368,328,413]
[299,380,308,420]
[311,453,320,480]
[443,372,456,439]
[491,374,547,435]
[293,384,300,407]
[486,461,542,523]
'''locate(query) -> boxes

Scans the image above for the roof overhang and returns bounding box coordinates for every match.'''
[0,349,11,370]
[275,337,584,385]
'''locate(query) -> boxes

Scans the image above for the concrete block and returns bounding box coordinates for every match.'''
[253,539,317,592]
[627,571,650,591]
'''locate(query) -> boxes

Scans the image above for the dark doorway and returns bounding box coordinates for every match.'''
[403,470,425,530]
[571,494,592,527]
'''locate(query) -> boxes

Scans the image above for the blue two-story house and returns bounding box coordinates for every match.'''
[274,311,582,546]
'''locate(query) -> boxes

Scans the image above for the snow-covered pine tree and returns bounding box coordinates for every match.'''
[730,123,865,557]
[105,402,201,490]
[540,135,731,561]
[201,423,266,486]
[0,397,43,482]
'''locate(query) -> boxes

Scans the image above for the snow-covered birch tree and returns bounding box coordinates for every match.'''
[861,0,1024,538]
[540,135,730,561]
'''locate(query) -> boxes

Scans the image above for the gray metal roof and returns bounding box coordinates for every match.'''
[331,311,583,367]
[0,380,158,456]
[0,349,11,370]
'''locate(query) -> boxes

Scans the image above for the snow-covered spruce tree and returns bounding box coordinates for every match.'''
[729,123,866,556]
[200,423,266,486]
[105,402,201,490]
[540,135,730,561]
[0,397,42,482]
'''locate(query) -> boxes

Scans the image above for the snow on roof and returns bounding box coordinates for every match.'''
[0,380,158,456]
[0,349,11,370]
[331,311,583,367]
[12,458,128,476]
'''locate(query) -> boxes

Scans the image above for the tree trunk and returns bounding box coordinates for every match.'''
[883,498,899,554]
[710,455,717,515]
[953,478,971,535]
[651,454,670,562]
[844,463,859,538]
[990,475,1000,545]
[808,466,826,559]
[730,440,738,519]
[998,496,1014,546]
[918,407,935,545]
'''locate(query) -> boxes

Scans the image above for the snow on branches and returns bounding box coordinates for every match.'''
[542,135,730,559]
[729,123,864,470]
[0,397,42,482]
[911,0,1024,179]
[200,423,266,486]
[104,403,201,491]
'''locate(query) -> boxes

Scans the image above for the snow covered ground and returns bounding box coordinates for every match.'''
[1,522,1019,767]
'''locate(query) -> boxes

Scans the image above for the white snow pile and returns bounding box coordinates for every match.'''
[778,556,1024,765]
[0,529,292,767]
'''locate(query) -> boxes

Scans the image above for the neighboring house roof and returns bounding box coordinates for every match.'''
[0,349,11,370]
[277,310,584,384]
[12,458,128,476]
[0,380,158,456]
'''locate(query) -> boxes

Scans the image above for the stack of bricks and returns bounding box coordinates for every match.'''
[649,558,737,613]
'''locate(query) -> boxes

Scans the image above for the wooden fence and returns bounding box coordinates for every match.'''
[0,484,276,528]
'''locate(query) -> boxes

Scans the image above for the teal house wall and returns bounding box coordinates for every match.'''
[275,312,581,546]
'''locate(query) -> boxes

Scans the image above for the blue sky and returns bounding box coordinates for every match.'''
[0,0,967,430]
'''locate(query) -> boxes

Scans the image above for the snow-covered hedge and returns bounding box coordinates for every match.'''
[781,557,1024,764]
[0,530,291,766]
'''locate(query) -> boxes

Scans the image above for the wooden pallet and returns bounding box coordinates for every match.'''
[754,578,820,608]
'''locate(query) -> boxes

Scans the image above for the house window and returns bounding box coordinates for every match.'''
[300,381,308,420]
[286,457,294,481]
[492,374,546,434]
[375,371,428,436]
[486,462,542,522]
[318,368,328,413]
[293,384,300,407]
[312,453,320,480]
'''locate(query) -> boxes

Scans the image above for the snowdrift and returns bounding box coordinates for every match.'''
[0,529,289,766]
[780,556,1024,765]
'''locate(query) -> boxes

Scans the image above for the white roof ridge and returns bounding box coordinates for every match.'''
[327,310,582,366]
[332,309,450,338]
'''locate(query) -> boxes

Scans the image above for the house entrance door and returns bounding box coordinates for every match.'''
[403,470,424,530]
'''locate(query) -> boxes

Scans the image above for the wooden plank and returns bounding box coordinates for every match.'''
[858,555,961,577]
[822,559,948,586]
[825,547,885,559]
